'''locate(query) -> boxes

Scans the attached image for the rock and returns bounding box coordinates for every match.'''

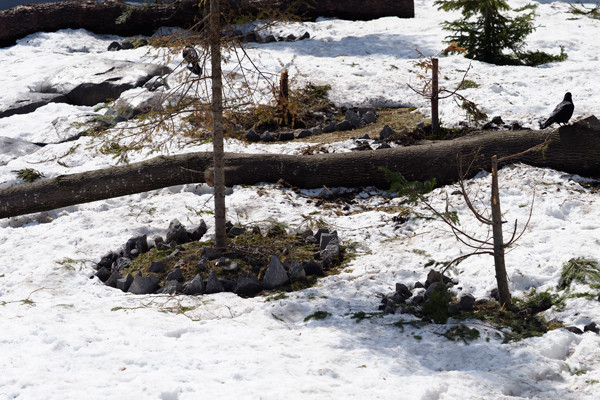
[124,234,148,259]
[0,92,67,119]
[128,274,160,295]
[414,281,424,289]
[148,261,166,273]
[95,266,111,282]
[379,125,396,141]
[322,121,337,133]
[458,294,476,312]
[314,228,329,243]
[362,110,378,124]
[288,260,306,280]
[116,274,134,292]
[319,231,338,251]
[310,126,323,135]
[277,131,295,141]
[425,269,453,287]
[260,131,275,142]
[104,272,122,288]
[166,268,184,282]
[202,247,222,261]
[157,280,183,294]
[424,281,444,300]
[395,283,413,300]
[143,75,168,92]
[345,109,363,129]
[491,116,504,125]
[297,129,312,138]
[336,119,354,131]
[245,129,260,142]
[46,113,100,144]
[234,274,262,296]
[220,278,236,292]
[196,260,207,272]
[107,41,122,51]
[104,90,167,123]
[183,274,204,295]
[152,236,166,250]
[566,326,584,335]
[303,260,324,277]
[490,288,499,301]
[189,220,208,241]
[262,256,290,289]
[227,226,246,237]
[166,219,190,245]
[205,270,224,294]
[377,143,391,150]
[97,252,117,270]
[40,59,171,107]
[300,31,310,40]
[0,136,42,166]
[112,257,131,272]
[584,322,600,334]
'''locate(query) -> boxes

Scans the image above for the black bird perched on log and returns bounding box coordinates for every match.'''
[182,46,202,76]
[540,92,574,129]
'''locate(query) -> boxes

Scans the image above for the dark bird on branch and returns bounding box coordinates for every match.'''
[182,46,202,76]
[540,92,574,129]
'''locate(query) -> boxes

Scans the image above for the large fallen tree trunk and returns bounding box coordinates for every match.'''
[0,0,414,47]
[1,116,599,219]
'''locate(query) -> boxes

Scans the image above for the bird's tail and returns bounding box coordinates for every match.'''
[540,118,552,129]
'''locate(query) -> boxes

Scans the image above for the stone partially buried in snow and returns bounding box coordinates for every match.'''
[0,92,67,118]
[0,136,42,166]
[128,274,160,295]
[262,256,290,289]
[166,219,190,244]
[234,274,262,296]
[39,59,171,106]
[183,274,204,295]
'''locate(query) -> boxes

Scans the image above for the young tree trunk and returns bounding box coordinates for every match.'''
[1,117,599,219]
[431,57,440,136]
[490,155,511,307]
[210,0,227,249]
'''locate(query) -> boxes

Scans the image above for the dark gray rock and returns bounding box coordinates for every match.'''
[288,260,306,280]
[414,281,424,289]
[183,274,205,295]
[310,126,323,135]
[234,274,262,296]
[262,256,290,289]
[395,283,413,300]
[263,34,277,43]
[166,219,190,245]
[566,326,584,335]
[245,129,260,142]
[220,278,236,292]
[584,322,600,334]
[124,234,148,259]
[98,252,117,270]
[314,228,329,243]
[196,260,207,272]
[0,136,42,166]
[202,247,222,261]
[149,261,166,273]
[424,281,444,300]
[104,272,122,288]
[362,110,378,124]
[303,260,324,277]
[296,129,313,139]
[116,274,134,292]
[40,60,171,107]
[128,274,160,295]
[379,124,396,141]
[205,270,225,294]
[336,119,353,131]
[189,220,208,241]
[458,294,476,312]
[345,109,363,129]
[157,280,183,294]
[277,131,295,141]
[95,266,111,282]
[323,121,337,133]
[227,226,246,237]
[260,131,275,142]
[166,268,184,282]
[300,31,310,40]
[108,41,122,51]
[0,93,67,119]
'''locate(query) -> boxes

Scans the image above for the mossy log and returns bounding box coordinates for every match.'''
[1,116,599,219]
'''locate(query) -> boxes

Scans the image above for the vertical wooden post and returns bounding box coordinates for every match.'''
[210,0,226,249]
[490,155,511,307]
[278,69,290,125]
[431,57,440,136]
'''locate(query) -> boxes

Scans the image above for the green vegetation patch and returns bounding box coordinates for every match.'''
[12,168,44,183]
[558,257,600,290]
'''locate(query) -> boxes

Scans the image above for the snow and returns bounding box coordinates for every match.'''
[1,1,600,399]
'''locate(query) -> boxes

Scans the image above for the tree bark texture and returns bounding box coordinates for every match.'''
[1,116,599,219]
[0,0,414,48]
[490,155,511,307]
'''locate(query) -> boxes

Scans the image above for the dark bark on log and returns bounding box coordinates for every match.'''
[1,116,599,219]
[0,0,414,48]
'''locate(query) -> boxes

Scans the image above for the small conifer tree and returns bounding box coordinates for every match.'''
[435,0,566,66]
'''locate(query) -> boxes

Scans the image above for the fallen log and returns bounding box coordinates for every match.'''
[0,0,415,48]
[1,116,599,219]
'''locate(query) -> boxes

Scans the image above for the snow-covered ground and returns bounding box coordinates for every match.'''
[1,1,600,399]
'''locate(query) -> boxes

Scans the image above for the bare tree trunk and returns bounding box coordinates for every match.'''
[490,155,511,307]
[431,57,440,136]
[210,0,227,249]
[1,117,600,219]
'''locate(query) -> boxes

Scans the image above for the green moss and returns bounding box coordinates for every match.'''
[442,324,480,343]
[304,311,331,322]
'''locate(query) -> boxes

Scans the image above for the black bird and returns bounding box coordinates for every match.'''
[540,92,574,129]
[182,46,202,76]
